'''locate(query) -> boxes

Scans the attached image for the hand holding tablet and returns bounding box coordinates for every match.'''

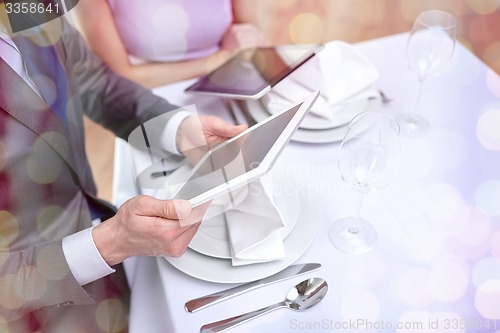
[171,91,320,207]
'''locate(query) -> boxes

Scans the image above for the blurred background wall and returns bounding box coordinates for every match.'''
[234,0,500,74]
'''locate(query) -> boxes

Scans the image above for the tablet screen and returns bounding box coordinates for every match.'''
[174,103,302,200]
[185,45,321,98]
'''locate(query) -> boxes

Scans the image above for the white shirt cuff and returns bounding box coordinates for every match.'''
[62,225,115,286]
[160,110,193,155]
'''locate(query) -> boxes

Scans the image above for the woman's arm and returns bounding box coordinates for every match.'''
[75,0,265,89]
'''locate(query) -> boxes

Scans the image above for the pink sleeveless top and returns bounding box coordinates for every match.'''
[107,0,232,62]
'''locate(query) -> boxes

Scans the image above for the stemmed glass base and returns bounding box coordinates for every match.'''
[395,112,430,137]
[328,217,377,255]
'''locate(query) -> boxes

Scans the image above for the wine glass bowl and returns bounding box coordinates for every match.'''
[329,112,400,255]
[397,10,457,136]
[339,115,400,194]
[406,10,457,80]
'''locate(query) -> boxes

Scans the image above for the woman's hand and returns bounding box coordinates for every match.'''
[220,23,267,54]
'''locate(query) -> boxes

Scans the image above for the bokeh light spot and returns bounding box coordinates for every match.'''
[475,279,500,319]
[428,258,469,302]
[454,207,491,247]
[16,266,47,301]
[36,244,70,280]
[425,183,464,224]
[476,109,500,151]
[472,258,500,288]
[467,0,500,14]
[37,205,65,240]
[95,299,128,333]
[27,132,68,184]
[492,230,500,259]
[0,210,19,248]
[289,13,324,44]
[475,180,500,216]
[0,274,25,309]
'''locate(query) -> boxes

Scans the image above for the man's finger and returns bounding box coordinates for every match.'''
[178,202,211,227]
[212,118,247,138]
[150,199,192,219]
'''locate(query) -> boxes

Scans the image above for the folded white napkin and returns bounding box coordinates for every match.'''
[263,40,380,120]
[154,165,286,266]
[225,174,286,266]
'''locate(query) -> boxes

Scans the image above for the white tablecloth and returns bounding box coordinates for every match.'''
[113,33,500,333]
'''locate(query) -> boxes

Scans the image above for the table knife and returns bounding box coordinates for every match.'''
[185,263,321,313]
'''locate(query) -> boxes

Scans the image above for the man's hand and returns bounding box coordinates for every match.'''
[92,196,210,266]
[176,115,247,164]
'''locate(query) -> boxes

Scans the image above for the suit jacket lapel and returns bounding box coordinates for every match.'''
[0,58,79,175]
[12,33,69,127]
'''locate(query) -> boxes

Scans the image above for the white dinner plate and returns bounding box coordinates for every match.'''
[189,181,301,259]
[163,185,319,283]
[258,97,369,130]
[242,97,382,144]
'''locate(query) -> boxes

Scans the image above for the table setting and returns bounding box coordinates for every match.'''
[229,40,384,143]
[112,13,500,332]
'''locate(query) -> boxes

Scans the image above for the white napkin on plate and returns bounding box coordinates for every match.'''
[155,166,286,266]
[225,174,286,266]
[263,40,380,120]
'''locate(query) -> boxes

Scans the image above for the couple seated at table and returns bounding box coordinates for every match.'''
[76,0,383,265]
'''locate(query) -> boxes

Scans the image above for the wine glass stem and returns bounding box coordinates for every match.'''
[348,194,365,234]
[409,78,425,121]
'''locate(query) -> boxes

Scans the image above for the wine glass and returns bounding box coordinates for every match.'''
[328,112,400,255]
[396,10,457,136]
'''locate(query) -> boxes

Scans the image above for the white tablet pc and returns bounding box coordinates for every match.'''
[172,91,320,206]
[184,45,323,100]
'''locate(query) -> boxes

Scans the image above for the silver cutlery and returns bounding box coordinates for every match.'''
[224,99,239,125]
[200,277,328,333]
[234,99,258,127]
[185,263,321,313]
